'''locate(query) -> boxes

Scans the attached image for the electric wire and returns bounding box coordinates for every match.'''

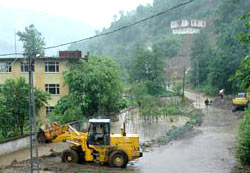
[0,0,198,56]
[44,0,197,50]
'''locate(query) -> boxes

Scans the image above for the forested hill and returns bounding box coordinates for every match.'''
[68,0,214,68]
[68,0,250,94]
[190,0,250,94]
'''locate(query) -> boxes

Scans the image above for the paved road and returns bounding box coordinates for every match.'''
[136,91,240,173]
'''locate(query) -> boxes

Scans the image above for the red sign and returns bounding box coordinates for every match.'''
[59,51,81,58]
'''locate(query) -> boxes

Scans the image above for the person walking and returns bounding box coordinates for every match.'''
[205,98,209,107]
[219,89,225,99]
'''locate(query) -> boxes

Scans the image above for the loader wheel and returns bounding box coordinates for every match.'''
[62,149,79,163]
[109,151,128,168]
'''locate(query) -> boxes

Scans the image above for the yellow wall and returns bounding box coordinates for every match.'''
[0,58,70,123]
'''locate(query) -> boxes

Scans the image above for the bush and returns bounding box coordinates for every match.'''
[236,109,250,165]
[161,106,183,115]
[195,84,217,95]
[189,110,203,126]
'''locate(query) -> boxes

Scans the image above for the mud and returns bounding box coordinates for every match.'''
[0,91,241,172]
[133,91,241,173]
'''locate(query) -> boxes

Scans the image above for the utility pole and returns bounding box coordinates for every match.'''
[28,54,33,173]
[28,53,40,173]
[196,60,200,109]
[182,66,186,102]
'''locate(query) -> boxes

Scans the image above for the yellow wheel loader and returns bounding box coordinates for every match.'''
[232,93,249,112]
[37,119,142,168]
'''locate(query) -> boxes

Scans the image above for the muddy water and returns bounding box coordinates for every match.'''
[112,108,189,143]
[0,91,240,173]
[134,91,240,173]
[0,107,188,167]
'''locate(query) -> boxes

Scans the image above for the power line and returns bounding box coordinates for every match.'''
[0,53,23,56]
[0,0,197,56]
[44,0,197,50]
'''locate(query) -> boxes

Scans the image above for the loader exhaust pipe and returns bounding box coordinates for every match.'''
[121,122,126,136]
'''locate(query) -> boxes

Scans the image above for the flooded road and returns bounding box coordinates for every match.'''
[136,91,240,173]
[0,105,189,167]
[113,108,189,143]
[0,91,241,173]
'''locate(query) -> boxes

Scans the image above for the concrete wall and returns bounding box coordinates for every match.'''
[0,136,29,155]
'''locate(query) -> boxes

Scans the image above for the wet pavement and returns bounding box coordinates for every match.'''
[0,91,241,172]
[135,91,240,173]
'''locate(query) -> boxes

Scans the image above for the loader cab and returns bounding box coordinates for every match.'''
[87,119,110,146]
[238,93,247,98]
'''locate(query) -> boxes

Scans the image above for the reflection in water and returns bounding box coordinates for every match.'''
[0,108,188,167]
[111,108,189,143]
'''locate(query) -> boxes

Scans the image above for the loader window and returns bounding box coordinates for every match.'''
[238,93,246,98]
[87,123,110,146]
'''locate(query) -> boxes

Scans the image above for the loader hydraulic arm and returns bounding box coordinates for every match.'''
[37,122,87,145]
[52,125,87,145]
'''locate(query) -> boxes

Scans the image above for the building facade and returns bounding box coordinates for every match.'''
[0,51,81,123]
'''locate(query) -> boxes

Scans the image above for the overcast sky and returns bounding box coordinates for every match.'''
[0,0,153,56]
[0,0,153,29]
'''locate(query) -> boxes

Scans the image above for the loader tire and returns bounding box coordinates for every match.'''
[62,149,79,163]
[109,150,128,168]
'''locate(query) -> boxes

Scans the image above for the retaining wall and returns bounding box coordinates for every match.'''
[0,135,30,155]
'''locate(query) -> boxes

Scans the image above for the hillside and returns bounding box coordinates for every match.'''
[68,0,250,94]
[68,0,215,69]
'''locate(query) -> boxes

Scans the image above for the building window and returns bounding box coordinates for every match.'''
[45,84,60,95]
[21,61,35,72]
[46,106,54,116]
[0,62,12,72]
[45,60,59,72]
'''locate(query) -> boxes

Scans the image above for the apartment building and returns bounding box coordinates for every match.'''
[0,51,81,122]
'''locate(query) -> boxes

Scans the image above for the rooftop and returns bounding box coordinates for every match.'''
[0,51,82,60]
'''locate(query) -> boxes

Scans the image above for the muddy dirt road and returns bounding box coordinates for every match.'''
[136,91,241,173]
[0,91,241,172]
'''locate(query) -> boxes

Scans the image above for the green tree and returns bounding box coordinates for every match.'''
[190,31,214,88]
[153,35,182,59]
[51,55,126,123]
[189,1,250,94]
[236,109,250,165]
[0,77,49,138]
[210,0,250,92]
[231,13,250,92]
[17,24,45,56]
[232,13,250,166]
[130,48,166,95]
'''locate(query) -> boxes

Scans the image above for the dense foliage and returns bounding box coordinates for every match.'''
[0,78,49,139]
[50,56,126,123]
[236,109,250,165]
[17,24,45,57]
[232,13,250,166]
[232,13,250,93]
[130,48,166,96]
[190,0,250,94]
[68,0,212,69]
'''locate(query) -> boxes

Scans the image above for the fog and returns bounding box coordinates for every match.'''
[0,8,95,56]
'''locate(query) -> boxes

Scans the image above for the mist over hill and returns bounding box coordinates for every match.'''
[68,0,214,68]
[0,8,95,56]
